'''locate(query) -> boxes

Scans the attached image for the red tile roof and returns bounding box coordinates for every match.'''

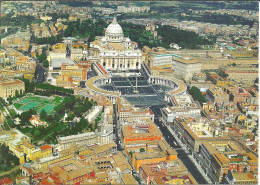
[40,145,52,151]
[148,109,153,115]
[96,62,108,75]
[0,177,13,185]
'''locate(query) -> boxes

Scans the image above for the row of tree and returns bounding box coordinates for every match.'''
[189,86,207,104]
[20,78,73,95]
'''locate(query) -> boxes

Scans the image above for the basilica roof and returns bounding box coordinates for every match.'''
[105,17,123,36]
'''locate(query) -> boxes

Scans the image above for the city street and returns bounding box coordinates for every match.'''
[150,106,210,184]
[35,64,46,83]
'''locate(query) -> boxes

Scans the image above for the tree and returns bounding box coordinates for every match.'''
[66,112,75,121]
[15,90,19,97]
[20,89,23,97]
[37,54,47,63]
[20,109,36,124]
[20,78,35,93]
[33,129,41,138]
[40,110,47,120]
[42,60,49,68]
[7,96,13,104]
[0,144,19,172]
[254,78,258,84]
[0,97,6,106]
[140,148,145,153]
[190,86,207,104]
[129,151,133,158]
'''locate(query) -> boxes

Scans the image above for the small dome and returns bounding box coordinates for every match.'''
[105,17,123,35]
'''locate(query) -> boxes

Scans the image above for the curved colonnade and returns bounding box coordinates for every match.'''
[85,74,187,104]
[149,75,187,102]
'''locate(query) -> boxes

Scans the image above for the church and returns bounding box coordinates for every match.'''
[89,17,142,70]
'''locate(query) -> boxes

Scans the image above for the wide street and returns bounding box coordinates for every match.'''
[150,106,209,184]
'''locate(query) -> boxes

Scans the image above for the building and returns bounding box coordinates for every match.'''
[148,54,176,66]
[117,97,154,124]
[146,22,157,38]
[172,59,201,81]
[173,117,231,152]
[0,78,24,98]
[89,17,142,70]
[151,173,198,184]
[47,58,75,85]
[0,129,52,164]
[121,118,162,151]
[30,115,47,127]
[140,159,190,184]
[57,127,113,151]
[1,30,30,51]
[132,150,177,171]
[48,158,96,184]
[121,174,138,185]
[224,86,252,103]
[55,62,88,88]
[211,152,258,182]
[70,48,84,62]
[225,170,257,184]
[208,74,231,87]
[30,143,132,184]
[206,86,230,103]
[200,140,244,171]
[161,94,201,124]
[117,6,150,13]
[221,66,258,84]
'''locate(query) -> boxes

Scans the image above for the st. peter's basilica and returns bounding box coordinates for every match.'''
[89,17,142,70]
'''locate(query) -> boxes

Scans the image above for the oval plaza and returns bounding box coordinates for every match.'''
[86,17,187,106]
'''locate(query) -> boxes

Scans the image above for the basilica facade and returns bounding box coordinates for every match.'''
[89,17,142,70]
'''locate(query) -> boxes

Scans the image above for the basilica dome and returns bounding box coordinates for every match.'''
[105,17,123,35]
